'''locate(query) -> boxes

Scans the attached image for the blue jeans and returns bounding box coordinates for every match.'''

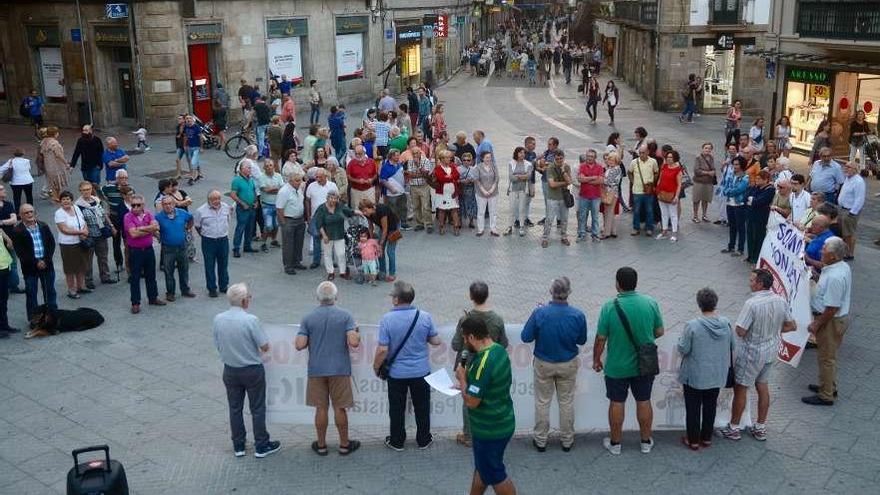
[823,191,838,205]
[726,205,747,252]
[310,103,320,125]
[24,269,57,319]
[201,236,229,292]
[378,240,397,277]
[129,246,158,305]
[256,124,268,155]
[187,148,201,170]
[261,205,278,232]
[681,99,696,121]
[309,217,322,265]
[632,194,655,232]
[331,136,346,162]
[577,197,601,237]
[82,167,101,184]
[233,206,256,251]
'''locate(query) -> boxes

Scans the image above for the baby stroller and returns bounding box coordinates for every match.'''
[865,133,880,178]
[477,58,490,77]
[344,223,370,284]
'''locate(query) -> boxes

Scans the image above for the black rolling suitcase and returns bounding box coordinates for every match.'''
[66,445,129,495]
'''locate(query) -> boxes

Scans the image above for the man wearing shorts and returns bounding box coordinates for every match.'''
[456,315,517,495]
[295,281,362,456]
[721,269,796,441]
[593,267,664,455]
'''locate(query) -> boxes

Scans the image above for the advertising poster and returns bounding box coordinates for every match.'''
[757,212,812,367]
[266,37,304,84]
[335,33,364,80]
[263,323,750,431]
[39,47,65,98]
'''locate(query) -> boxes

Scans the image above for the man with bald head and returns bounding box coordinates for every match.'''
[627,145,659,236]
[195,190,232,297]
[102,136,129,183]
[804,215,833,270]
[71,124,104,185]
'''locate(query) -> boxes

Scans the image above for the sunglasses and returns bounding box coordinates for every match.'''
[131,203,144,207]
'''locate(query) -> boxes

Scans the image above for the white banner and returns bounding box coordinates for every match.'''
[263,323,750,430]
[266,37,303,84]
[39,47,65,98]
[758,212,812,367]
[335,33,364,79]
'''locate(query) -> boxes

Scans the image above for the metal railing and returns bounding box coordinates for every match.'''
[710,0,741,25]
[797,1,880,41]
[612,0,657,25]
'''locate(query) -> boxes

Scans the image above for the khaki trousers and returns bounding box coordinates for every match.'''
[349,187,375,209]
[533,357,579,447]
[410,185,433,228]
[817,315,850,401]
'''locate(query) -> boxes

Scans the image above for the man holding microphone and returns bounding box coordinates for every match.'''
[455,315,517,495]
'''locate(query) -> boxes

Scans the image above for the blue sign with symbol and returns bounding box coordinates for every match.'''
[106,3,129,19]
[385,29,393,40]
[71,28,82,42]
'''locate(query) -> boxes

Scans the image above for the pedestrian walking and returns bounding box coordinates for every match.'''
[679,74,699,123]
[602,81,619,125]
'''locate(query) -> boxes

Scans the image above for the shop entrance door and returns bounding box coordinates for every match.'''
[118,67,136,119]
[188,44,213,122]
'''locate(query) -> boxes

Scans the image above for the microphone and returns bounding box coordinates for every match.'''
[459,349,470,368]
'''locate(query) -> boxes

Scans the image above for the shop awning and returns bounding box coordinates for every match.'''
[745,47,880,72]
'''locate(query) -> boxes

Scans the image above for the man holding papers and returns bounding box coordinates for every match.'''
[455,315,517,495]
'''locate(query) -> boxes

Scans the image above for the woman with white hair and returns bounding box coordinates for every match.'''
[313,190,363,280]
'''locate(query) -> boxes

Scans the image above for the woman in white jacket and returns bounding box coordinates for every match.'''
[0,148,35,211]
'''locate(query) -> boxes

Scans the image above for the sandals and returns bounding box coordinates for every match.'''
[338,439,361,456]
[692,217,701,223]
[702,216,710,222]
[311,441,328,456]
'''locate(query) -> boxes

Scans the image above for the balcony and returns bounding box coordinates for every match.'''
[613,0,657,25]
[797,1,880,41]
[710,0,741,25]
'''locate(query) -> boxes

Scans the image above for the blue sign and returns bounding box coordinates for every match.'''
[385,29,393,40]
[71,28,82,42]
[106,3,129,19]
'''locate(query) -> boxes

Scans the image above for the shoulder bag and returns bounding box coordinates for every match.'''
[376,310,421,381]
[554,164,574,208]
[636,160,655,195]
[613,299,659,377]
[74,207,94,251]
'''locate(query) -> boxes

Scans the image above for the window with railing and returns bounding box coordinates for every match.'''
[797,1,880,41]
[613,0,657,25]
[711,0,741,25]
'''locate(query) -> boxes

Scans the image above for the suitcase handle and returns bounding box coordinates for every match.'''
[72,445,111,475]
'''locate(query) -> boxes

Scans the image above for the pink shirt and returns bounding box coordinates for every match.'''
[124,211,155,249]
[358,239,380,261]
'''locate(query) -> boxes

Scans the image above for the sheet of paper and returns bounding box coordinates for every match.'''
[425,368,461,396]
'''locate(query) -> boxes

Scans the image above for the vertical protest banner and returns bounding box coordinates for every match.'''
[757,212,812,367]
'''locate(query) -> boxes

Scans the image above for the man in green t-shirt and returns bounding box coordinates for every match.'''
[542,150,572,248]
[451,281,510,446]
[455,315,516,495]
[230,158,258,256]
[593,267,665,456]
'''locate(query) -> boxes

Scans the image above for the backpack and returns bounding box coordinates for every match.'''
[19,99,29,118]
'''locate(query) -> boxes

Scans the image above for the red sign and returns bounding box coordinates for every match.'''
[436,14,448,38]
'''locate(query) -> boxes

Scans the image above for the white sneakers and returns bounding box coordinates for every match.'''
[602,436,654,455]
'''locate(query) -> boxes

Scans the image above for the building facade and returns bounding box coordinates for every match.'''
[0,0,473,133]
[748,0,880,157]
[595,0,772,115]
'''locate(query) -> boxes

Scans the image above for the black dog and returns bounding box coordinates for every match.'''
[26,305,105,339]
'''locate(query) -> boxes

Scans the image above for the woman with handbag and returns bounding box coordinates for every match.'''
[76,181,117,288]
[692,143,716,223]
[655,150,683,242]
[677,288,734,450]
[54,190,89,299]
[600,153,622,239]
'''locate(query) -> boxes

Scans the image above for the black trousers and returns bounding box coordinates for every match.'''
[387,376,431,447]
[683,385,719,444]
[746,213,768,263]
[223,364,269,451]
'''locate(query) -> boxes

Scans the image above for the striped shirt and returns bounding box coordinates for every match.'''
[466,343,515,440]
[735,290,793,366]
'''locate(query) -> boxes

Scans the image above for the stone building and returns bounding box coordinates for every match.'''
[594,0,772,116]
[0,0,473,133]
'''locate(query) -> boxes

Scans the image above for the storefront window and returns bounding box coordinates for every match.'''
[336,16,369,82]
[26,26,66,102]
[785,81,830,151]
[266,19,309,88]
[857,74,880,126]
[702,46,734,109]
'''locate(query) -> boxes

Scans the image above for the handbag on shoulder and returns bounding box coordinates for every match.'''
[613,299,659,377]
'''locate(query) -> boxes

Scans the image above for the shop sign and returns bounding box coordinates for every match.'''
[336,16,369,34]
[436,14,449,38]
[396,25,422,44]
[94,25,130,46]
[785,66,831,85]
[71,28,82,42]
[26,25,61,47]
[812,85,830,99]
[186,23,222,44]
[267,19,309,39]
[105,3,129,19]
[423,14,438,30]
[715,33,735,50]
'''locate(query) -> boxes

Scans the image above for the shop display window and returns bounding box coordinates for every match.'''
[857,74,880,126]
[785,81,830,151]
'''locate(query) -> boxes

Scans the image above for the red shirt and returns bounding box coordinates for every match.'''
[347,158,377,191]
[577,162,604,199]
[656,164,683,194]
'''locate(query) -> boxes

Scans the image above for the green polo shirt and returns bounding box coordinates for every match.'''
[596,291,663,379]
[231,175,256,207]
[389,133,409,152]
[466,342,515,440]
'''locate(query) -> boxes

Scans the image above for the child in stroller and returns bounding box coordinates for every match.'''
[344,223,371,284]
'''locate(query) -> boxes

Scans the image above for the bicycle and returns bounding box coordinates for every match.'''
[224,125,254,160]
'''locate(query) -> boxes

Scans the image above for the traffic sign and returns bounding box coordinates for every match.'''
[106,3,129,19]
